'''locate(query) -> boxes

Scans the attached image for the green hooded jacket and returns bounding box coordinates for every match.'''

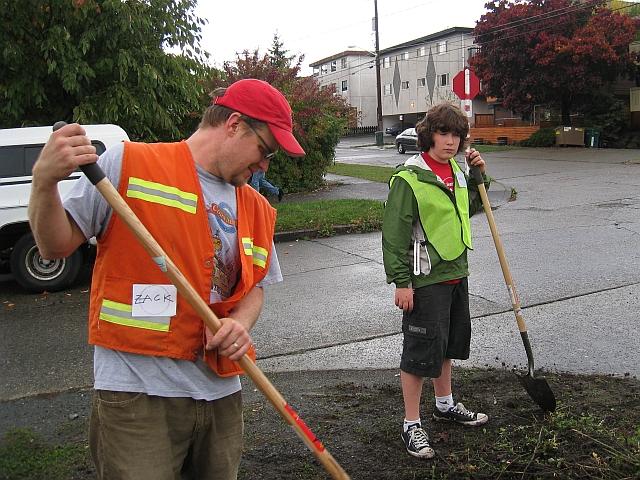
[382,154,491,288]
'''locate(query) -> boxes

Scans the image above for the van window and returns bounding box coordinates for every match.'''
[24,146,42,175]
[0,141,106,178]
[0,146,24,177]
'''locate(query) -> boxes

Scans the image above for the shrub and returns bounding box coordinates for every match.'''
[520,128,556,147]
[206,37,349,192]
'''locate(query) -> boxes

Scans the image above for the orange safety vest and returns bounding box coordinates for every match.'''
[88,141,276,377]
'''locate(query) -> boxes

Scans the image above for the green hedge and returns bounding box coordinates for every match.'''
[519,128,556,147]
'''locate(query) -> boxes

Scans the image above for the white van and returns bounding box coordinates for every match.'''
[0,124,129,292]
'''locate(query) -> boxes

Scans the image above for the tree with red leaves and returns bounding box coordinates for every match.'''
[471,0,639,125]
[207,36,349,191]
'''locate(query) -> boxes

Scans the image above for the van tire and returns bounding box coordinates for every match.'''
[10,233,83,293]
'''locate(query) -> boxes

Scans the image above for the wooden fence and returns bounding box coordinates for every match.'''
[469,126,540,145]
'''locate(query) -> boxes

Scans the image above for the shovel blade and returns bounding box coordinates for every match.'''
[517,373,556,412]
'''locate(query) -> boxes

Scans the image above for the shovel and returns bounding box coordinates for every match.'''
[470,166,556,412]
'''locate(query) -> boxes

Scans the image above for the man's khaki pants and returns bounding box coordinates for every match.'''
[90,390,243,480]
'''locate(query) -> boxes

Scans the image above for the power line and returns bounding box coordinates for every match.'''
[474,0,602,40]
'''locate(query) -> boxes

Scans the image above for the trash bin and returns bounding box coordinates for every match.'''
[375,131,384,147]
[497,136,508,146]
[585,128,600,148]
[555,126,585,146]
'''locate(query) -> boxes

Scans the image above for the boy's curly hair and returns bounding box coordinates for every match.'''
[416,103,469,154]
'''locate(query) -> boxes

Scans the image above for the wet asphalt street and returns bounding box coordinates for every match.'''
[1,138,640,403]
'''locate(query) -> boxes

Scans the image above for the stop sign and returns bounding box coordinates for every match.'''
[452,68,480,100]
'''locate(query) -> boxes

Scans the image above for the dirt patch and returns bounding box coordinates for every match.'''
[1,368,639,479]
[239,369,640,480]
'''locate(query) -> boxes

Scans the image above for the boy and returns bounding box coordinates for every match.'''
[382,103,490,459]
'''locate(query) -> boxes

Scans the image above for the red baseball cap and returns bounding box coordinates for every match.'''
[213,79,305,157]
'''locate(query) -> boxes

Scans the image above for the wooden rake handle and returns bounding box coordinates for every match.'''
[55,123,350,479]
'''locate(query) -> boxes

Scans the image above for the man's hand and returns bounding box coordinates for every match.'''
[465,148,486,174]
[205,317,253,361]
[32,123,98,188]
[395,287,414,312]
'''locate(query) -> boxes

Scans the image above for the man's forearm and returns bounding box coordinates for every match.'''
[28,183,84,259]
[229,286,265,332]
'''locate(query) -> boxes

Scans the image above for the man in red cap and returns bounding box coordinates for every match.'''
[28,79,304,479]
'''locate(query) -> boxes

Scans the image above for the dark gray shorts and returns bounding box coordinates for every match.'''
[400,278,471,378]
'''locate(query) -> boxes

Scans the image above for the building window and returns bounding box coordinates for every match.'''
[383,57,390,68]
[384,84,392,95]
[401,81,409,89]
[437,40,447,54]
[313,67,320,76]
[341,57,347,68]
[403,51,409,60]
[321,65,328,75]
[330,60,337,72]
[342,80,348,92]
[417,46,426,57]
[439,73,449,86]
[417,78,426,87]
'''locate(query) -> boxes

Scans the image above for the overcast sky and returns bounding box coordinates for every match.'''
[195,0,489,75]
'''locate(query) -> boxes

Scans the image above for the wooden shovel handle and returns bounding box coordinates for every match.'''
[470,167,528,334]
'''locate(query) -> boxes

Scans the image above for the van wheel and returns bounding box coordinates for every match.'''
[397,143,406,154]
[10,233,83,293]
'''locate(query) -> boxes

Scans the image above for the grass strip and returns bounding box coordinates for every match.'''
[274,199,383,236]
[327,145,515,183]
[0,428,90,480]
[327,163,395,183]
[472,144,518,153]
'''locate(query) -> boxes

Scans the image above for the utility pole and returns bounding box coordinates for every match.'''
[374,0,383,146]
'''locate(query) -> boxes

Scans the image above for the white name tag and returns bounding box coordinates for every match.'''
[132,284,177,317]
[455,171,467,188]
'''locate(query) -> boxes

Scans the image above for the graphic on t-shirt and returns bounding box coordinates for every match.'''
[213,252,234,298]
[442,174,454,191]
[207,202,237,234]
[212,234,222,253]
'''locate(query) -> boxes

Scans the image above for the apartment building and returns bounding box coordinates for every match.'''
[311,28,494,132]
[309,50,377,128]
[378,27,492,131]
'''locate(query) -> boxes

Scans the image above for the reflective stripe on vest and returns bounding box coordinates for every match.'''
[99,299,171,332]
[391,161,472,260]
[241,237,269,269]
[126,177,198,214]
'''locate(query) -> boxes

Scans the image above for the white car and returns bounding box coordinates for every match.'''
[0,124,129,292]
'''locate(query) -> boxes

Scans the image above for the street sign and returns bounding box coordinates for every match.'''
[452,68,480,100]
[462,99,473,118]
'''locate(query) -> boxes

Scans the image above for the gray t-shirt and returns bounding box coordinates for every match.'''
[63,142,282,400]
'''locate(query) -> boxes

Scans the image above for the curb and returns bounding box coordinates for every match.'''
[274,225,365,243]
